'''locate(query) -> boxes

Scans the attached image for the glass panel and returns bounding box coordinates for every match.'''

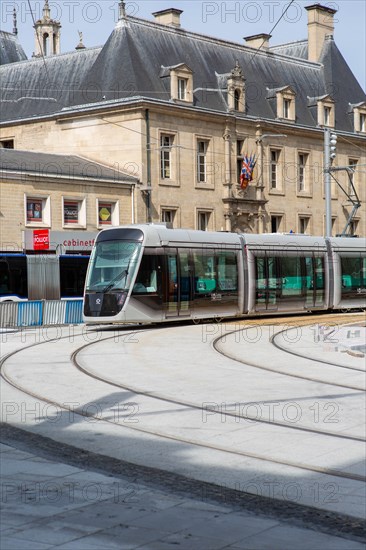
[64,201,79,225]
[193,250,216,295]
[217,251,238,291]
[166,253,178,314]
[85,240,141,292]
[341,256,364,299]
[280,257,303,298]
[0,256,28,298]
[255,257,266,307]
[27,199,43,222]
[179,250,191,313]
[98,203,112,225]
[267,257,278,306]
[132,254,159,294]
[59,256,89,297]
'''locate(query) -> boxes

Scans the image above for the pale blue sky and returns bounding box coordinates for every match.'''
[2,1,365,90]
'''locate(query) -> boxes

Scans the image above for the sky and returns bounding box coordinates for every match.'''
[2,0,365,90]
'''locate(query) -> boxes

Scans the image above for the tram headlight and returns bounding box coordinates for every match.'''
[116,291,128,308]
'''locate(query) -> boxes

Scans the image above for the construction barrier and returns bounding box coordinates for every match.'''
[0,299,83,328]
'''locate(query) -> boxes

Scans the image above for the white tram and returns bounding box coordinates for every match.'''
[83,224,366,324]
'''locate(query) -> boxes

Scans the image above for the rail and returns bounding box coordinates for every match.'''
[0,299,83,328]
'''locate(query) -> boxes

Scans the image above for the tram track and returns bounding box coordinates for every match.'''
[1,348,365,484]
[71,336,365,443]
[1,313,365,486]
[213,314,366,392]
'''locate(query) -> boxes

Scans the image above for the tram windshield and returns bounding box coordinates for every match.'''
[85,240,141,292]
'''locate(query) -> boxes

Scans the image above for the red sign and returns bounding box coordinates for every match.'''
[33,229,50,250]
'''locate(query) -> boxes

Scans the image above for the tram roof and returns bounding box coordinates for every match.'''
[242,233,328,251]
[104,224,242,247]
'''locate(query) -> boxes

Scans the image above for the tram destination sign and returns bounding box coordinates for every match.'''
[23,230,97,252]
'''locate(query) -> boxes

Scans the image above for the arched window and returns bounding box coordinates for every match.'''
[43,33,49,56]
[234,89,241,111]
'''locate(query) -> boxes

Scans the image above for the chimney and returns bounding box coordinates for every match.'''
[305,4,337,62]
[244,33,271,51]
[152,8,183,28]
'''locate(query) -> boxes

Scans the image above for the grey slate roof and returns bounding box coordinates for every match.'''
[0,31,27,65]
[0,149,138,185]
[0,15,365,132]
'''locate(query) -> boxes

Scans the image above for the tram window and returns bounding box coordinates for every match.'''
[132,255,159,294]
[193,251,216,294]
[341,257,365,295]
[217,251,238,291]
[0,256,27,298]
[60,257,89,297]
[280,257,303,296]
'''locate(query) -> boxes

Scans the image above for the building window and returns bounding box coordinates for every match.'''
[26,198,43,223]
[25,196,50,226]
[197,140,208,183]
[270,150,280,189]
[0,139,14,149]
[97,200,119,227]
[271,215,282,233]
[298,153,308,192]
[197,210,211,231]
[237,140,244,183]
[63,200,80,225]
[299,216,310,234]
[324,106,331,126]
[283,98,291,119]
[234,89,241,111]
[360,113,366,133]
[349,219,359,236]
[63,198,86,227]
[178,78,187,100]
[348,159,358,195]
[161,208,176,226]
[160,134,173,179]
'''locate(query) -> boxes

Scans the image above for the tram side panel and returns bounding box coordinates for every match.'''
[243,235,330,315]
[328,238,366,310]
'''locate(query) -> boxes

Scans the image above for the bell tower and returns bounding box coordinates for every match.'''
[33,1,61,57]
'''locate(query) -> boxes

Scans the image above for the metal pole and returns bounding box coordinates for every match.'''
[324,128,332,237]
[145,109,152,223]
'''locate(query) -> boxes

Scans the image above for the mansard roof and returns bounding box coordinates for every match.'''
[0,30,27,65]
[0,149,138,185]
[0,14,365,132]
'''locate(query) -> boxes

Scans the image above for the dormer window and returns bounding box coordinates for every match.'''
[351,102,366,133]
[267,86,296,121]
[361,113,366,132]
[165,63,193,104]
[178,78,187,100]
[324,106,331,126]
[283,98,291,119]
[227,61,245,113]
[315,96,335,127]
[278,88,296,121]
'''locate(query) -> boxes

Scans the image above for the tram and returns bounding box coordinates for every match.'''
[83,224,366,324]
[0,253,89,302]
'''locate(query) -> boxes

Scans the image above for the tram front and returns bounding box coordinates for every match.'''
[83,227,144,323]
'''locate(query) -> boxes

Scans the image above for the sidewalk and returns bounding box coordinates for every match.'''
[1,317,365,548]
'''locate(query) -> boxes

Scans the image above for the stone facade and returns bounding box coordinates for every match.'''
[1,3,365,238]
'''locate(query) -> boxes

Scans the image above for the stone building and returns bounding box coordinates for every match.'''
[0,149,138,250]
[0,2,365,238]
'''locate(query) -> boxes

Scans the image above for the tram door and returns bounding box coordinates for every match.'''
[255,256,279,312]
[305,256,325,308]
[165,249,192,318]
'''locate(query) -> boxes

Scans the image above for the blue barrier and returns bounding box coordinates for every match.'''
[17,301,43,327]
[0,299,84,327]
[65,300,84,324]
